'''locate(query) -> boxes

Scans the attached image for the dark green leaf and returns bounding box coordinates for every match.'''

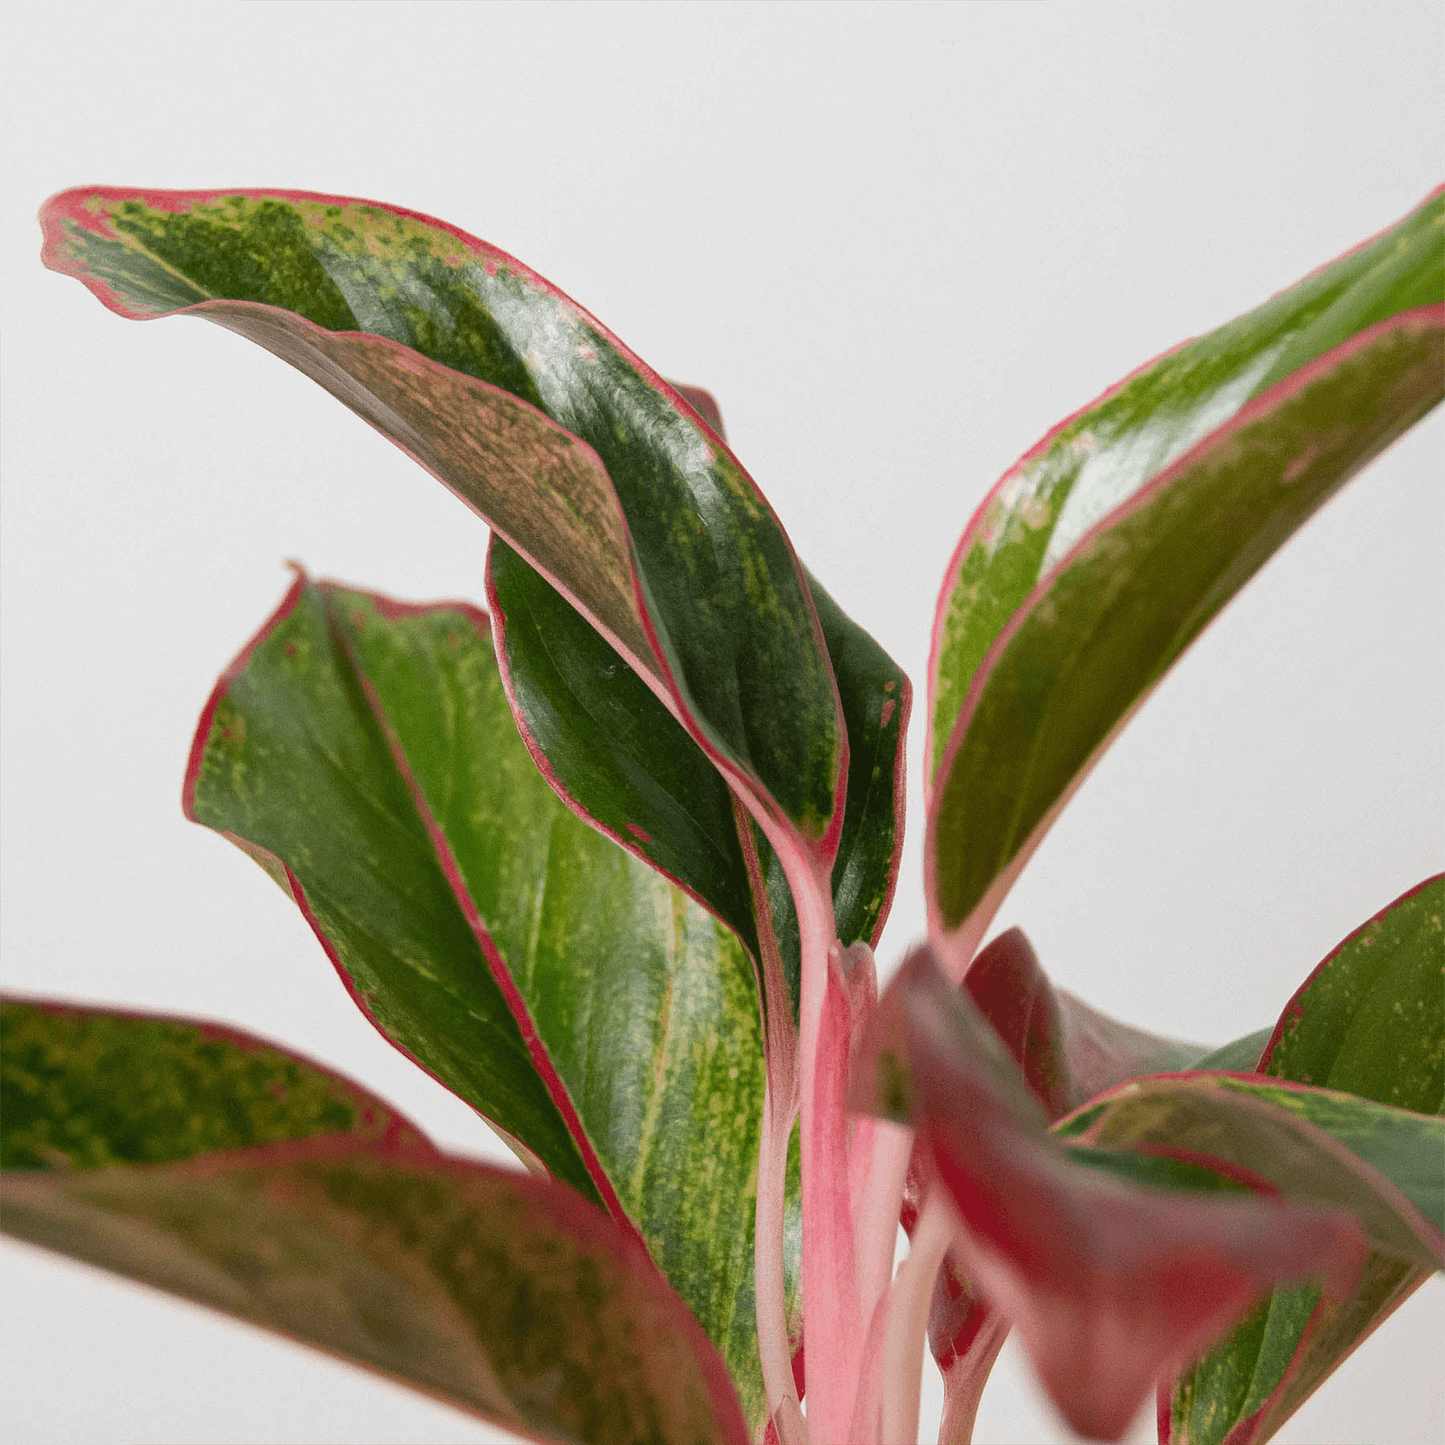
[927,187,1444,785]
[1169,877,1445,1444]
[486,535,761,963]
[806,569,910,952]
[487,538,910,1038]
[926,190,1445,957]
[41,187,845,850]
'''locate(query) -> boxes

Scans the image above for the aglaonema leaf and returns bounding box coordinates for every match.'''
[893,927,1210,1436]
[0,996,434,1167]
[40,187,847,863]
[1166,876,1445,1445]
[926,187,1445,969]
[0,1000,748,1445]
[487,537,909,1035]
[851,944,1373,1442]
[964,926,1209,1119]
[183,572,786,1427]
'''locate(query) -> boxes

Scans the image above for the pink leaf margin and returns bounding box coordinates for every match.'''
[922,182,1445,786]
[179,568,641,1241]
[40,185,848,872]
[925,304,1445,977]
[3,1131,751,1445]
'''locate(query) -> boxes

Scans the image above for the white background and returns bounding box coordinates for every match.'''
[1,5,1441,1442]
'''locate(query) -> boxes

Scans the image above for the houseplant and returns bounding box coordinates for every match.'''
[2,181,1440,1443]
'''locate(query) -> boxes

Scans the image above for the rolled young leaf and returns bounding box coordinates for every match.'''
[1166,875,1445,1445]
[183,573,784,1426]
[0,1000,748,1445]
[852,944,1371,1442]
[39,187,847,862]
[926,188,1445,970]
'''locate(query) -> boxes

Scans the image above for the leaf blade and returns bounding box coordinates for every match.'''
[3,1142,748,1445]
[184,574,782,1425]
[851,945,1371,1442]
[0,995,433,1168]
[41,186,845,851]
[1168,877,1445,1444]
[925,191,1445,960]
[927,187,1445,785]
[1,996,749,1443]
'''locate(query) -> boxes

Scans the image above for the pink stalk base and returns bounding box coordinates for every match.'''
[792,863,866,1442]
[756,1081,803,1444]
[880,1193,954,1445]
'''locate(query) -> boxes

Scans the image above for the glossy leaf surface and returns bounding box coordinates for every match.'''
[489,538,909,1033]
[854,945,1371,1441]
[1168,877,1445,1445]
[486,535,761,958]
[0,996,433,1167]
[41,186,845,854]
[184,574,779,1423]
[927,190,1445,956]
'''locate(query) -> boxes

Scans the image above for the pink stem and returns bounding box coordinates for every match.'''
[880,1193,953,1445]
[756,1080,803,1440]
[852,1118,916,1337]
[791,864,865,1444]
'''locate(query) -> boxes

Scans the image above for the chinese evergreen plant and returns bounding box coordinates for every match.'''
[3,184,1442,1445]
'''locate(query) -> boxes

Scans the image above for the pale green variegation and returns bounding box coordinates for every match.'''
[40,187,847,853]
[18,181,1445,1445]
[928,188,1444,783]
[926,189,1444,956]
[0,1001,751,1445]
[183,576,785,1427]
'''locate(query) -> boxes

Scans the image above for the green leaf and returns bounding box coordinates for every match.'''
[0,996,433,1168]
[485,535,762,964]
[1,998,749,1441]
[41,187,845,852]
[1169,877,1445,1445]
[1262,875,1444,1108]
[184,573,782,1425]
[4,1147,748,1445]
[806,568,910,952]
[926,188,1445,954]
[1193,1028,1273,1073]
[1059,1074,1443,1268]
[487,538,910,1035]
